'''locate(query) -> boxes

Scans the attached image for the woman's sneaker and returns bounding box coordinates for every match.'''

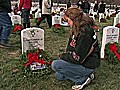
[72,77,91,90]
[0,42,12,48]
[89,73,95,80]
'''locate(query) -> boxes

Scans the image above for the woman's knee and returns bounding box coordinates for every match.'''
[51,60,66,71]
[51,60,59,71]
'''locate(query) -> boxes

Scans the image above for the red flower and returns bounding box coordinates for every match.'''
[54,24,60,29]
[37,18,41,22]
[92,25,98,29]
[116,23,120,28]
[100,18,106,22]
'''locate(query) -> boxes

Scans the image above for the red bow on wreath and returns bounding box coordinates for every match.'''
[13,25,22,32]
[24,52,52,67]
[109,44,120,61]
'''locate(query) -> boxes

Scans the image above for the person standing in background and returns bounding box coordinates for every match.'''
[18,0,32,29]
[98,1,106,14]
[82,0,91,14]
[67,0,72,9]
[37,0,52,28]
[115,5,119,14]
[93,0,98,12]
[0,0,12,48]
[76,0,84,10]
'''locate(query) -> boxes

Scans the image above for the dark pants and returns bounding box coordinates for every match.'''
[0,12,12,43]
[36,14,52,28]
[22,9,30,28]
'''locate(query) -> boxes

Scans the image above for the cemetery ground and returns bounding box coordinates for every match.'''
[0,17,120,90]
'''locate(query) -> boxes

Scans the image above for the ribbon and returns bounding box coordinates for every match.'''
[13,25,22,32]
[24,52,52,67]
[109,44,120,61]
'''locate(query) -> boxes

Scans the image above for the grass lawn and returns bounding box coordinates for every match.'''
[0,17,120,90]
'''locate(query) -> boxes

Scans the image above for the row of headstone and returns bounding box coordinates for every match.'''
[100,8,120,58]
[51,3,68,26]
[113,12,120,26]
[89,3,117,22]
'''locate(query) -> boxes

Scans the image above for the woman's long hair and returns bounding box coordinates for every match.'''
[64,7,94,37]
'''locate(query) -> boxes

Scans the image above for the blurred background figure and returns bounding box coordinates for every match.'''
[0,0,13,48]
[115,5,119,14]
[93,0,98,12]
[13,3,18,15]
[76,0,84,10]
[98,1,106,14]
[18,0,32,29]
[67,0,72,9]
[98,1,106,22]
[82,0,91,14]
[37,0,53,28]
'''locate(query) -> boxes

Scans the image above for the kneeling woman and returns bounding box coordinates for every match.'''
[51,7,100,90]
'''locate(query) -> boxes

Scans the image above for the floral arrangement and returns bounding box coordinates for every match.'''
[106,16,111,20]
[115,23,120,28]
[105,43,120,64]
[52,24,65,34]
[21,48,53,77]
[100,18,107,22]
[110,13,116,17]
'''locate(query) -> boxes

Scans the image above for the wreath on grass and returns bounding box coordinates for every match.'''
[51,24,65,34]
[105,43,120,64]
[21,48,53,77]
[106,16,111,20]
[100,18,107,23]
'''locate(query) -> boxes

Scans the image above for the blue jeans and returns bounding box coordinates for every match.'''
[0,12,12,43]
[51,59,94,85]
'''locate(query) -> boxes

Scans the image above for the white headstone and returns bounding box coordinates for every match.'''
[52,15,61,25]
[113,12,120,26]
[101,26,119,58]
[58,4,67,10]
[11,15,21,25]
[35,9,41,18]
[21,28,44,54]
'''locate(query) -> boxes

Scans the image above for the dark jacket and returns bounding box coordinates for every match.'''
[94,4,98,12]
[0,0,11,13]
[60,24,100,69]
[98,3,106,13]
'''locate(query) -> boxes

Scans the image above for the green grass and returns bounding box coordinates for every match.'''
[0,17,120,90]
